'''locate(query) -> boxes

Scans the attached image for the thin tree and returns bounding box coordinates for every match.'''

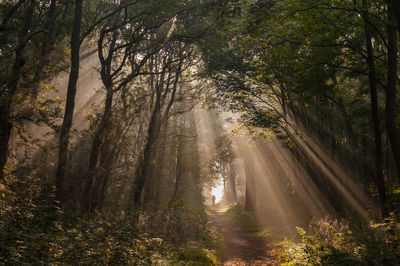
[362,0,388,218]
[385,2,400,181]
[55,0,83,201]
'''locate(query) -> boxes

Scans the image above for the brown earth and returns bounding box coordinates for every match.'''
[210,209,280,266]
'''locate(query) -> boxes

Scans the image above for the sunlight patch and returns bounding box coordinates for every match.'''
[212,179,224,203]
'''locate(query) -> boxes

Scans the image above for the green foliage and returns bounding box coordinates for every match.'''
[0,160,220,264]
[48,217,171,265]
[175,247,217,265]
[1,196,219,264]
[225,203,259,230]
[278,216,400,265]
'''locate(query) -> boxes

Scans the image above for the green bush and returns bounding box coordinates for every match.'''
[278,216,400,266]
[175,247,217,265]
[225,203,258,229]
[0,173,219,265]
[0,165,218,265]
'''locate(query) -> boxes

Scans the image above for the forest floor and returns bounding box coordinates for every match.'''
[210,208,279,266]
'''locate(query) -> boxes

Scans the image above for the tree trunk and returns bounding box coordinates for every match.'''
[362,0,388,218]
[83,87,113,213]
[244,161,256,211]
[153,121,169,207]
[0,0,35,179]
[228,162,237,202]
[94,143,115,211]
[385,3,400,182]
[55,0,83,202]
[169,135,183,206]
[0,100,12,180]
[134,87,162,207]
[387,0,400,35]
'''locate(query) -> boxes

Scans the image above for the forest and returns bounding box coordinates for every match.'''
[1,0,400,265]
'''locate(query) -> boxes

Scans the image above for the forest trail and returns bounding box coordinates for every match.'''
[210,209,279,266]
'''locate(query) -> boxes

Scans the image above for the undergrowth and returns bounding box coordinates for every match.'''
[0,166,219,265]
[223,203,400,265]
[225,203,259,230]
[278,215,400,265]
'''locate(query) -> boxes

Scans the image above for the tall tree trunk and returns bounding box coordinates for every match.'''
[228,161,237,202]
[55,0,83,202]
[153,121,169,207]
[244,161,256,211]
[362,0,388,218]
[0,0,35,179]
[94,142,116,211]
[385,3,400,182]
[169,134,183,207]
[134,88,162,207]
[83,87,113,213]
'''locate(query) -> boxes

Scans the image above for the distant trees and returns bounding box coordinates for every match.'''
[82,0,169,214]
[201,0,400,219]
[209,134,237,204]
[134,40,202,208]
[2,0,398,226]
[0,0,212,216]
[4,0,400,263]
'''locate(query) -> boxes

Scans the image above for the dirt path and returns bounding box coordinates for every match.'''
[210,209,279,266]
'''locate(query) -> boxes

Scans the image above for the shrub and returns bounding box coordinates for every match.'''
[278,216,400,266]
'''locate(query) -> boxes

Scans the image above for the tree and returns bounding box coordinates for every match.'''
[0,0,37,179]
[201,0,399,218]
[55,0,83,202]
[385,2,400,182]
[82,1,165,213]
[134,41,188,207]
[209,134,237,204]
[362,0,388,218]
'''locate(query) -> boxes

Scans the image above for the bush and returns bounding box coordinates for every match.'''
[225,203,258,229]
[0,161,220,264]
[0,172,220,265]
[175,247,217,265]
[278,216,400,266]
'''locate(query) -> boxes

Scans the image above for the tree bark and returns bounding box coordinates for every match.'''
[385,3,400,182]
[362,0,388,218]
[55,0,83,202]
